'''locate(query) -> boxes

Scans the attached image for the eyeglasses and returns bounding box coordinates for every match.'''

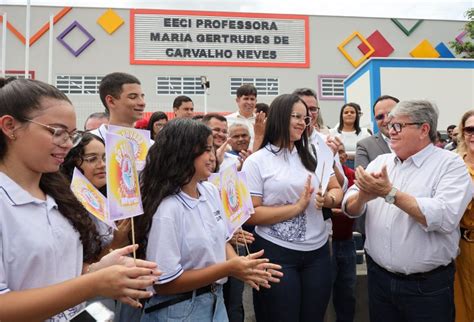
[26,119,82,147]
[388,122,424,133]
[463,126,474,136]
[374,113,388,121]
[308,106,320,113]
[82,154,106,165]
[290,113,312,126]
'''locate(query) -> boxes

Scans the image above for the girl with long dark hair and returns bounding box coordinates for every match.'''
[242,94,343,322]
[61,132,130,254]
[329,102,371,168]
[0,78,159,321]
[136,118,282,321]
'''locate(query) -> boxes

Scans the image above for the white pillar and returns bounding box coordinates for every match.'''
[24,0,31,78]
[1,13,6,78]
[47,14,53,84]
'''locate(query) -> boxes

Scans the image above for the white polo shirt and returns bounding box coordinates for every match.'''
[242,144,329,251]
[220,152,240,171]
[146,181,229,290]
[0,172,84,321]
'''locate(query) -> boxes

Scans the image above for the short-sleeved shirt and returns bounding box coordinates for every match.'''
[242,144,329,251]
[329,128,371,156]
[146,181,229,290]
[342,144,472,274]
[221,152,240,171]
[0,172,84,321]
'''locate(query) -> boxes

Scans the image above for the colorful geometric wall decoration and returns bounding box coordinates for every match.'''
[338,32,375,68]
[391,18,424,36]
[97,9,124,34]
[455,30,468,44]
[435,42,455,58]
[409,40,440,58]
[358,30,394,57]
[57,21,95,57]
[0,7,72,46]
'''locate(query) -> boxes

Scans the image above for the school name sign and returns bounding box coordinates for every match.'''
[130,9,309,67]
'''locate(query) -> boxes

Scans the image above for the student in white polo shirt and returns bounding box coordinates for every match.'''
[136,118,283,321]
[91,72,147,141]
[242,94,344,322]
[0,78,160,322]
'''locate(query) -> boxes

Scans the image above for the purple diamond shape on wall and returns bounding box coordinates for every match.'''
[455,31,467,44]
[57,21,95,57]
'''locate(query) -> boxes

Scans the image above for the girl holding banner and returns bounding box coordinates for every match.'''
[0,78,160,321]
[242,94,344,322]
[137,118,282,321]
[61,132,131,254]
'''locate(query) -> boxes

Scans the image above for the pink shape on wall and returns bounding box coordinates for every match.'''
[358,30,394,57]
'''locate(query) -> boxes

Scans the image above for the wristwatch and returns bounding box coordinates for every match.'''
[384,186,398,204]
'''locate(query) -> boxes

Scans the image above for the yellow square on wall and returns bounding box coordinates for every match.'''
[97,9,124,34]
[410,40,440,58]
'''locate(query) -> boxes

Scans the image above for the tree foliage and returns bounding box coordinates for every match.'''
[449,8,474,58]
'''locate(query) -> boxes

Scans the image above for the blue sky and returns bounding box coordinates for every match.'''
[1,0,472,21]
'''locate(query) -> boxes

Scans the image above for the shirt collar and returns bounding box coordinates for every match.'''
[235,112,255,120]
[176,183,207,209]
[0,172,58,210]
[265,143,298,155]
[394,143,434,167]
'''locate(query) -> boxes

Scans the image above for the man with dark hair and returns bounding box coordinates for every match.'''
[446,124,456,144]
[84,112,109,131]
[94,71,147,322]
[202,113,228,148]
[355,95,400,169]
[226,84,257,149]
[94,72,145,136]
[173,95,194,119]
[254,102,269,117]
[444,126,459,151]
[343,100,471,322]
[202,113,241,172]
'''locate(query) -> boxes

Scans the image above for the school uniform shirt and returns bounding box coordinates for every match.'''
[242,143,330,251]
[90,124,154,144]
[342,144,472,274]
[0,172,84,322]
[220,152,240,171]
[146,181,230,291]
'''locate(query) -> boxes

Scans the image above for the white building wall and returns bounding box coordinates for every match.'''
[0,5,466,128]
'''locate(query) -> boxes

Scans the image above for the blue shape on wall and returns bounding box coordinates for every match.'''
[435,42,455,58]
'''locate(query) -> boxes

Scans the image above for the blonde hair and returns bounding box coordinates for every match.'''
[457,109,474,156]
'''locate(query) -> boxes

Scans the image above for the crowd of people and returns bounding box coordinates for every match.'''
[0,72,472,322]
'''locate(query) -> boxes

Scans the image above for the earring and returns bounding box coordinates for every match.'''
[10,134,16,140]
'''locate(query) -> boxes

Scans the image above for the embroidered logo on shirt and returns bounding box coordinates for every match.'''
[214,209,223,222]
[268,211,307,242]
